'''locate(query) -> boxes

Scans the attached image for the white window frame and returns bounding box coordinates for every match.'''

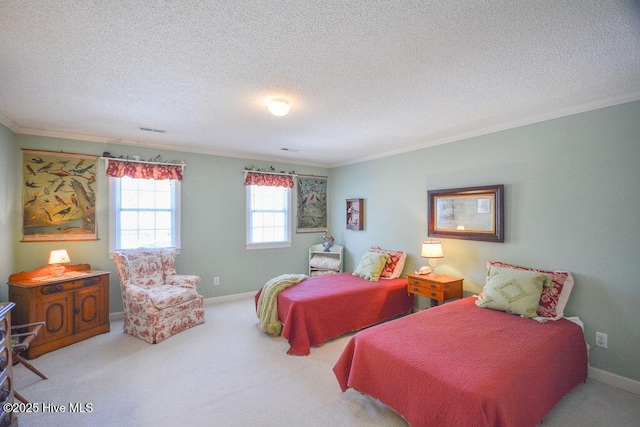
[109,176,181,252]
[246,185,292,250]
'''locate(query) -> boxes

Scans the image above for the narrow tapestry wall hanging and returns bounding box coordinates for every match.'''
[296,175,328,233]
[22,149,98,241]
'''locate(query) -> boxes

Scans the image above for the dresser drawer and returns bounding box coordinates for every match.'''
[39,275,105,295]
[414,280,442,292]
[408,278,443,291]
[408,285,443,300]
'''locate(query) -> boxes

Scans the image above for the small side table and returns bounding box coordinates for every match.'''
[407,273,464,307]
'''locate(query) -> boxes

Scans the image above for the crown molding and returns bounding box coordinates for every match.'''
[9,93,640,170]
[332,93,640,168]
[12,127,332,169]
[0,110,18,132]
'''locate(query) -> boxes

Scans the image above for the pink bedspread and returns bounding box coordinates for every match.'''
[333,297,588,427]
[255,272,413,356]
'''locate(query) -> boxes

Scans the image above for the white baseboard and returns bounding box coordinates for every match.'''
[109,311,124,321]
[589,366,640,395]
[203,292,255,305]
[108,292,255,321]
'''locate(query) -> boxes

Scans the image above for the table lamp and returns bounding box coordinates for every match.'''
[421,241,443,277]
[48,249,70,276]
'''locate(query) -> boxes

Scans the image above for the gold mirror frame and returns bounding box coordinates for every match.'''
[428,185,504,243]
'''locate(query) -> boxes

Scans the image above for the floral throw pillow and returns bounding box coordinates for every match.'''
[369,246,407,279]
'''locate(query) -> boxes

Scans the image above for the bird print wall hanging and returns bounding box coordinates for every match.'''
[296,175,328,233]
[22,149,98,241]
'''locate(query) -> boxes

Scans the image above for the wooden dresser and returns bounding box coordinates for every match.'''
[8,264,109,359]
[0,302,16,427]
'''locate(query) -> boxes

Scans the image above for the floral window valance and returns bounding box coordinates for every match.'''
[106,159,184,181]
[244,171,294,188]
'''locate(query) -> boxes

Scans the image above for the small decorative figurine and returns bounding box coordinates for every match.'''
[322,229,335,252]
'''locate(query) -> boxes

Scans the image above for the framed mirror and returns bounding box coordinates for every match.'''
[428,185,504,242]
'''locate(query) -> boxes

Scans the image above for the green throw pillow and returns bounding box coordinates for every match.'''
[476,267,547,318]
[488,265,550,289]
[352,252,390,282]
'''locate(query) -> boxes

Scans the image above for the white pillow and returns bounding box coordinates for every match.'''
[309,254,340,271]
[310,270,338,277]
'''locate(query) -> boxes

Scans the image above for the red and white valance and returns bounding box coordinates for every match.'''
[243,171,294,188]
[106,159,184,181]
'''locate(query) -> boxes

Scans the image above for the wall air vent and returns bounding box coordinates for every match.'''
[139,127,167,133]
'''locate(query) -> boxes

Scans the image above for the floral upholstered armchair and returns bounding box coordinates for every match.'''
[112,248,205,343]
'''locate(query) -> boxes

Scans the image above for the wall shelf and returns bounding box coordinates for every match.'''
[346,198,364,230]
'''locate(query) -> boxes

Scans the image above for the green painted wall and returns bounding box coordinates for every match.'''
[0,124,16,301]
[2,101,639,382]
[10,135,329,314]
[329,101,640,382]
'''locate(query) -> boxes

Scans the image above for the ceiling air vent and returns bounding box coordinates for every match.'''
[139,127,167,133]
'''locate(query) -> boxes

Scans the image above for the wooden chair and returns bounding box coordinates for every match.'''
[11,322,47,403]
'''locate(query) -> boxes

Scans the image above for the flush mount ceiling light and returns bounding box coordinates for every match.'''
[267,98,290,116]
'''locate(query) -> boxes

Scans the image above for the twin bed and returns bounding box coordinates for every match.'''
[256,255,587,426]
[255,272,413,355]
[333,297,588,426]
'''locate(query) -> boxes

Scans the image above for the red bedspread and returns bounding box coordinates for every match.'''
[255,272,413,356]
[333,297,588,427]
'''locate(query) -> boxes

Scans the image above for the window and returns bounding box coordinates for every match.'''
[246,185,291,249]
[109,176,181,251]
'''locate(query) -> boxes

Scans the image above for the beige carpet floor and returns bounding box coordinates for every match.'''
[12,296,640,426]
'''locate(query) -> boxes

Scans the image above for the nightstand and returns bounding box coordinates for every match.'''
[407,273,464,307]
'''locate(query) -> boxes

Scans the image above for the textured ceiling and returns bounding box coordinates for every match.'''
[1,1,639,167]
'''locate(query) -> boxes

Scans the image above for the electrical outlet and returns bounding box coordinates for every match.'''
[595,332,608,349]
[213,277,220,286]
